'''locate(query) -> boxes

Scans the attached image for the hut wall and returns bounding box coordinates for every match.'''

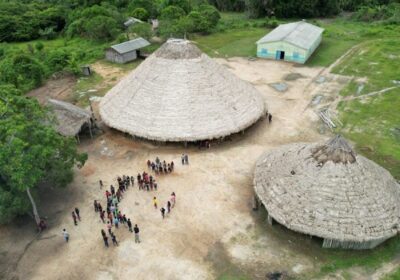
[257,41,307,64]
[105,49,137,64]
[120,50,138,63]
[304,33,322,62]
[322,237,388,250]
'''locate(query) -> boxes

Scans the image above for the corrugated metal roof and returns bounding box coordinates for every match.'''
[110,38,150,54]
[124,17,143,27]
[256,21,324,50]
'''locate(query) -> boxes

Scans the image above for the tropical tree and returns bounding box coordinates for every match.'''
[0,85,87,225]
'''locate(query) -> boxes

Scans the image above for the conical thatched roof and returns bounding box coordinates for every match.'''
[99,39,266,142]
[254,135,400,244]
[47,99,92,137]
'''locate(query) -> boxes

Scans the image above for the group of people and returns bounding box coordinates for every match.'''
[137,172,158,191]
[147,157,175,175]
[154,192,177,219]
[181,154,189,165]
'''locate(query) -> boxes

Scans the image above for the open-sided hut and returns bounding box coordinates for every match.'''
[47,99,94,138]
[100,39,266,142]
[254,135,400,249]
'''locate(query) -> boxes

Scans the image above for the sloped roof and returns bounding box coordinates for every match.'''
[256,21,324,50]
[47,99,92,137]
[124,17,143,27]
[110,38,150,54]
[100,39,266,142]
[254,136,400,243]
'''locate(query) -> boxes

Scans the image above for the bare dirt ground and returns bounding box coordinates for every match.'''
[1,57,383,280]
[27,75,76,104]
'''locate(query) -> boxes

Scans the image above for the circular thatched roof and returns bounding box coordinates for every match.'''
[99,39,266,142]
[254,135,400,243]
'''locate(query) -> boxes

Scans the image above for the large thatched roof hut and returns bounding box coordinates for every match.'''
[254,135,400,249]
[47,99,94,138]
[100,39,266,142]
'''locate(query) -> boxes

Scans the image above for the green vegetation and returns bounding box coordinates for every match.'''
[384,267,400,280]
[0,86,87,224]
[319,236,400,275]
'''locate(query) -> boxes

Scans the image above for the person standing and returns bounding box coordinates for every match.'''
[103,235,109,247]
[75,208,81,221]
[113,216,119,229]
[72,211,78,226]
[153,197,158,209]
[100,210,106,223]
[181,154,185,165]
[171,192,176,208]
[160,207,166,219]
[184,154,189,165]
[94,200,98,212]
[127,218,133,232]
[167,201,171,213]
[268,113,272,123]
[134,224,140,243]
[62,229,69,243]
[111,233,118,246]
[107,221,112,235]
[99,180,104,189]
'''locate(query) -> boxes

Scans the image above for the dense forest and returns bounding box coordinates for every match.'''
[0,0,399,225]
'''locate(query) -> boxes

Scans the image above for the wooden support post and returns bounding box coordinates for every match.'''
[252,195,259,211]
[76,135,80,144]
[88,124,93,139]
[267,213,273,225]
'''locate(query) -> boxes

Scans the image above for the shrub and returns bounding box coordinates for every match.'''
[35,42,44,52]
[194,4,220,26]
[129,23,153,40]
[187,11,212,33]
[160,6,186,20]
[132,8,149,21]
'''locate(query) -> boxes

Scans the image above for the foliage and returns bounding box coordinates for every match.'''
[353,3,400,23]
[161,0,192,13]
[194,4,221,26]
[0,85,87,224]
[160,5,187,20]
[0,54,45,92]
[129,23,153,40]
[208,0,246,12]
[128,0,159,18]
[132,7,150,21]
[0,2,66,42]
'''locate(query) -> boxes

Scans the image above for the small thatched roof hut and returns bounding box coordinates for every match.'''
[47,99,93,137]
[99,39,266,142]
[254,135,400,249]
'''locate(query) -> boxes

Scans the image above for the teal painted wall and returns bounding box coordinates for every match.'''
[256,34,322,64]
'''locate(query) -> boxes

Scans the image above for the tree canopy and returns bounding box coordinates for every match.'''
[0,85,87,224]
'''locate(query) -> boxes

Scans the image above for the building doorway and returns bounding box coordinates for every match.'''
[275,50,285,60]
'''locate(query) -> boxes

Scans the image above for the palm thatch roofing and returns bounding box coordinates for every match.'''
[254,135,400,243]
[47,99,92,137]
[99,39,266,142]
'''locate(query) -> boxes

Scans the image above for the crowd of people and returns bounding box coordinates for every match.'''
[61,154,185,247]
[147,157,175,175]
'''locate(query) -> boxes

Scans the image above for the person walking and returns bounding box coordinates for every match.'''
[107,221,112,235]
[113,216,119,229]
[171,192,176,208]
[111,233,118,246]
[99,180,104,189]
[72,211,78,226]
[167,201,171,213]
[94,200,98,212]
[127,218,133,232]
[181,154,185,165]
[62,229,69,243]
[75,208,81,221]
[268,113,272,123]
[153,197,158,209]
[160,207,166,219]
[134,224,140,243]
[184,154,189,165]
[103,235,109,247]
[100,210,106,223]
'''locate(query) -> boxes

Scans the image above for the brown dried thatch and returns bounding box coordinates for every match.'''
[254,135,400,249]
[99,39,266,142]
[47,99,92,137]
[311,134,356,165]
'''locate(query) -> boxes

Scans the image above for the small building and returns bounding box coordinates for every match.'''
[105,38,150,64]
[124,17,143,28]
[256,21,324,64]
[47,99,95,140]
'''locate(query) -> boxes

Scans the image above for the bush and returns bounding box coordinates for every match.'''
[83,16,120,40]
[187,11,212,33]
[35,42,44,52]
[194,4,220,26]
[128,0,158,18]
[132,8,149,21]
[161,0,192,13]
[129,23,153,40]
[160,6,186,20]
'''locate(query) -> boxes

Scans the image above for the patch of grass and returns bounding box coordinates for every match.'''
[319,236,400,275]
[217,273,249,280]
[383,267,400,280]
[192,28,268,57]
[72,72,104,106]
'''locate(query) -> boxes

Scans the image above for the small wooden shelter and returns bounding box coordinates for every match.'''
[254,135,400,249]
[105,38,150,64]
[256,21,323,64]
[47,99,94,140]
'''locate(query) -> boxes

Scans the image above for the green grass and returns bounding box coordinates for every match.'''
[318,236,400,275]
[192,28,267,57]
[383,267,400,280]
[72,72,104,106]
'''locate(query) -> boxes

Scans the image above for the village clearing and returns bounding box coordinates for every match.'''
[0,55,398,280]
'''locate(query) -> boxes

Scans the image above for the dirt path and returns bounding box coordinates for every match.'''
[1,58,353,280]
